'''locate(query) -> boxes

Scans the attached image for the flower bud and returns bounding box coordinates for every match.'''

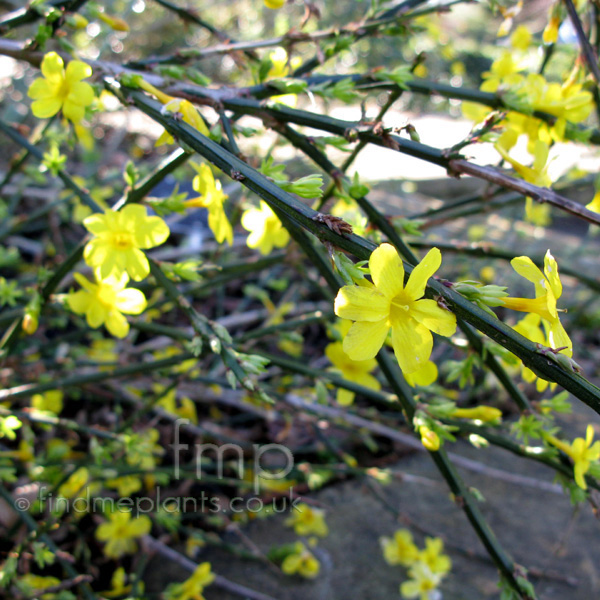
[419,426,440,451]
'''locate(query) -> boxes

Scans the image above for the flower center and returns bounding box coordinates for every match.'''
[112,232,134,250]
[389,292,412,323]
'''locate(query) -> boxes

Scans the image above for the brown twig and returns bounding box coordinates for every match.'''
[449,159,600,227]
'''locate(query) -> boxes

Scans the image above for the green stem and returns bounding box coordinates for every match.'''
[114,83,600,416]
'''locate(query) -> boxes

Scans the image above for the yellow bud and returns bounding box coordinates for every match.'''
[543,16,560,44]
[22,313,38,335]
[451,406,502,422]
[264,0,286,7]
[66,13,89,29]
[419,426,440,451]
[98,13,130,32]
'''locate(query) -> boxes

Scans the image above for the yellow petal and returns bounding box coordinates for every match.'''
[105,311,129,338]
[404,247,441,300]
[334,286,389,322]
[86,301,107,329]
[67,290,91,314]
[115,288,147,314]
[343,319,389,361]
[65,60,92,82]
[83,211,109,235]
[411,299,456,337]
[511,256,546,292]
[336,388,355,405]
[41,52,64,80]
[543,250,562,300]
[31,98,62,118]
[27,78,53,100]
[369,243,405,299]
[68,81,95,106]
[391,320,432,374]
[123,248,150,281]
[548,318,572,356]
[62,100,85,123]
[405,360,438,386]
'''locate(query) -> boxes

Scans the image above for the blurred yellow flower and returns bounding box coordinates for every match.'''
[164,562,215,600]
[95,510,151,558]
[380,529,419,566]
[281,542,320,578]
[31,390,63,415]
[241,200,289,255]
[285,503,328,537]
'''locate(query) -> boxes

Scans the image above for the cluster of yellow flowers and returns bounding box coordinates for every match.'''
[66,204,170,338]
[381,529,451,600]
[332,243,573,391]
[464,22,594,225]
[281,503,328,578]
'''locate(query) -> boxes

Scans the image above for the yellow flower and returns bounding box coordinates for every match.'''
[545,425,600,489]
[334,244,456,375]
[27,52,94,123]
[513,313,557,392]
[83,204,170,281]
[501,250,572,356]
[281,542,320,579]
[510,25,532,50]
[380,529,419,566]
[400,562,443,600]
[125,428,164,470]
[136,80,211,144]
[265,0,285,8]
[95,510,152,558]
[32,390,63,415]
[419,537,451,575]
[186,163,232,245]
[18,575,61,600]
[58,467,89,499]
[480,50,524,93]
[156,99,210,146]
[102,567,137,598]
[105,475,143,497]
[241,200,289,255]
[450,405,502,423]
[67,272,147,338]
[325,340,380,405]
[266,48,302,106]
[164,562,215,600]
[154,385,198,424]
[284,503,328,537]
